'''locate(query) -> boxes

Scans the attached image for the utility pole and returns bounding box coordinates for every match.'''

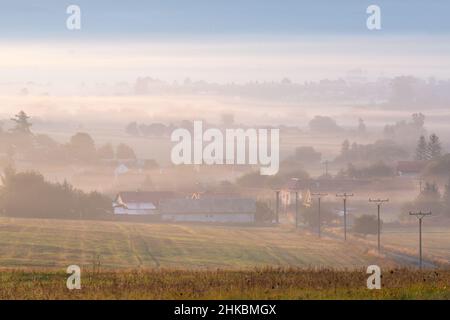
[323,160,329,176]
[336,193,354,240]
[369,198,389,253]
[295,191,299,228]
[409,211,432,269]
[311,192,328,238]
[275,190,280,224]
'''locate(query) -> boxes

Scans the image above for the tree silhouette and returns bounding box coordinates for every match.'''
[67,132,96,162]
[116,143,136,159]
[10,111,32,135]
[427,133,442,159]
[415,135,428,160]
[97,143,115,159]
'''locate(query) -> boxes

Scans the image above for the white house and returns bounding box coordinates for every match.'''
[160,198,256,223]
[113,191,176,215]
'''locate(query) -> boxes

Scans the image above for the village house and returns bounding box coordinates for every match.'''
[160,198,256,224]
[279,178,312,212]
[113,191,176,215]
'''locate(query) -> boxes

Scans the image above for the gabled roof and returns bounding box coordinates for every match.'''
[116,191,176,204]
[160,198,256,215]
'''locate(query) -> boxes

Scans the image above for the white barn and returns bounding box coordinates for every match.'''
[160,198,256,224]
[113,191,176,215]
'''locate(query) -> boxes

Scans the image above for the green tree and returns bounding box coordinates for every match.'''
[10,111,32,135]
[116,143,136,159]
[427,133,442,159]
[97,143,115,159]
[255,201,275,223]
[293,146,322,164]
[0,168,111,219]
[341,139,350,157]
[302,201,337,228]
[415,135,428,160]
[67,132,96,162]
[353,215,380,236]
[125,122,140,136]
[357,118,366,135]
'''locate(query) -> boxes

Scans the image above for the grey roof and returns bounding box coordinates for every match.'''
[160,198,256,215]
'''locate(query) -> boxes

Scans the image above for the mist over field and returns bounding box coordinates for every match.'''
[0,0,449,301]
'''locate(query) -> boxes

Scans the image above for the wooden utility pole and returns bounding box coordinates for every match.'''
[275,190,280,224]
[323,160,329,176]
[369,198,389,253]
[311,192,328,238]
[295,191,299,228]
[336,193,354,240]
[409,211,432,269]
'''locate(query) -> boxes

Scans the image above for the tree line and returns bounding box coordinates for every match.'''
[402,179,450,220]
[1,111,140,165]
[415,133,442,161]
[0,167,111,219]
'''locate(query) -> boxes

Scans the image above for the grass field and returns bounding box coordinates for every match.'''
[0,217,449,299]
[355,225,450,267]
[376,226,450,266]
[0,217,401,270]
[0,268,449,299]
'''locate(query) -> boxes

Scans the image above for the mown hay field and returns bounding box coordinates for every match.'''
[0,217,398,270]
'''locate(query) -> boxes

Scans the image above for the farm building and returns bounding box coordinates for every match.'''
[160,198,256,223]
[113,191,176,215]
[396,160,427,177]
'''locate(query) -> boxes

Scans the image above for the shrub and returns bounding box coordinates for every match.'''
[353,215,381,235]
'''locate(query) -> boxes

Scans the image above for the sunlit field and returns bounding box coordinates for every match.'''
[0,217,402,270]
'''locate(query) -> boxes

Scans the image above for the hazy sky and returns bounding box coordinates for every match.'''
[1,1,450,87]
[1,0,450,38]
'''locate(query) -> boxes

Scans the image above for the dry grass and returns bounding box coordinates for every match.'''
[0,268,448,300]
[369,226,450,266]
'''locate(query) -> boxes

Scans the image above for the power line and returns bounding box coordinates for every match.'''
[409,211,432,269]
[369,198,389,253]
[336,193,354,240]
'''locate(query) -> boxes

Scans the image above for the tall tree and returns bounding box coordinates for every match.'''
[67,132,96,162]
[10,111,32,135]
[341,139,350,156]
[427,133,442,159]
[415,135,428,160]
[357,118,366,135]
